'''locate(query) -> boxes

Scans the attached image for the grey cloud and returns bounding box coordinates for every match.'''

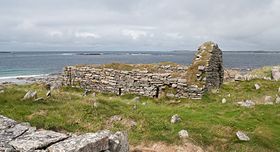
[0,0,279,51]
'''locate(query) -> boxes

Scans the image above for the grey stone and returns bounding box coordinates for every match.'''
[166,93,175,98]
[197,66,205,71]
[0,123,30,143]
[109,132,129,152]
[238,100,255,108]
[0,115,17,130]
[34,97,44,102]
[222,98,227,104]
[264,96,274,105]
[272,66,280,80]
[275,97,280,104]
[109,115,122,123]
[10,130,68,152]
[171,114,181,124]
[23,91,37,100]
[47,131,110,152]
[46,90,51,97]
[234,74,244,81]
[132,97,140,102]
[178,130,189,139]
[236,131,250,141]
[254,83,260,90]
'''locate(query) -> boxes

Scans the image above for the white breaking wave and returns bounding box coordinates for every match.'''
[0,74,48,80]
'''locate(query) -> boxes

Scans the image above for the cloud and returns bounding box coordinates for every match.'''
[75,32,100,39]
[0,0,279,51]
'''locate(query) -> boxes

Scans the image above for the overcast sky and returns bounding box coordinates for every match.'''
[0,0,280,51]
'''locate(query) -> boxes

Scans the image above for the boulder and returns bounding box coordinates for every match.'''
[9,130,68,152]
[23,91,37,100]
[236,131,250,141]
[254,83,260,90]
[264,96,274,105]
[178,130,189,139]
[272,66,280,81]
[47,131,110,152]
[222,98,227,104]
[109,132,129,152]
[171,114,181,124]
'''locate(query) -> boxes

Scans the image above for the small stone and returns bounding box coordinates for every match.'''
[142,102,147,106]
[236,131,250,141]
[132,97,140,102]
[198,65,205,71]
[272,66,280,80]
[264,96,274,104]
[238,100,255,108]
[92,92,96,97]
[93,102,100,108]
[132,105,137,110]
[222,98,227,104]
[166,93,175,98]
[46,90,51,97]
[34,97,44,102]
[23,91,37,100]
[235,74,244,81]
[227,94,231,97]
[254,83,260,90]
[0,90,4,94]
[109,115,122,122]
[278,87,280,93]
[171,114,181,124]
[178,130,189,139]
[275,97,280,104]
[82,89,90,96]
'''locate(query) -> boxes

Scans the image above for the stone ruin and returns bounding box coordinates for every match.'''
[0,115,129,152]
[63,41,224,99]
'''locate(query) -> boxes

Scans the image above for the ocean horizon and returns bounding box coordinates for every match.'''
[1,50,280,80]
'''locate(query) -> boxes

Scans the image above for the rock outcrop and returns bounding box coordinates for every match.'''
[0,115,129,152]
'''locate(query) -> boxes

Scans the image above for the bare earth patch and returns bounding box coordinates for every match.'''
[131,142,204,152]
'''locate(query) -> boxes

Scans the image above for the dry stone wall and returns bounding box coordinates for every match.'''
[63,41,223,99]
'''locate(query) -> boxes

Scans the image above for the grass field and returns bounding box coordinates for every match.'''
[1,79,280,151]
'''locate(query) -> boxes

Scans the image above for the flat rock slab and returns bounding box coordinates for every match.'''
[0,115,17,130]
[47,131,110,152]
[9,130,68,152]
[0,123,30,143]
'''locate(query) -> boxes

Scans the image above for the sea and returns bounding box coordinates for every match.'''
[0,51,280,82]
